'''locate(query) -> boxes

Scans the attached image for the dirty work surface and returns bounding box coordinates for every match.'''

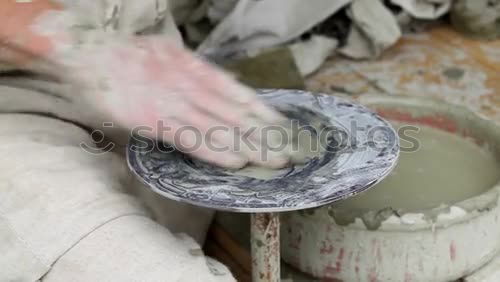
[307,25,500,124]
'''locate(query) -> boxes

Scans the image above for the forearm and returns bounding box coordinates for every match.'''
[0,0,61,66]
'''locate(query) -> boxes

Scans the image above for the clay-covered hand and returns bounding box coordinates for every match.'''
[63,37,292,169]
[0,1,294,169]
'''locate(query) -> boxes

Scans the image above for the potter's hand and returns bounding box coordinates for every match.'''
[0,1,292,169]
[65,37,292,169]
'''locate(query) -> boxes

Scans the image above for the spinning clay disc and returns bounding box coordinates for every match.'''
[127,89,399,212]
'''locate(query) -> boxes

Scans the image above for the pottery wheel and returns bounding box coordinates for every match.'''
[127,89,399,212]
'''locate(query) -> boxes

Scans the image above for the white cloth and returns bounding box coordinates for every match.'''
[340,0,402,59]
[289,35,338,76]
[195,0,444,62]
[0,113,234,282]
[42,217,232,282]
[197,0,351,58]
[391,0,452,19]
[207,0,239,24]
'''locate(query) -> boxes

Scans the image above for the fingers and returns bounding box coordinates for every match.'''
[0,0,62,64]
[155,118,249,169]
[157,40,286,125]
[74,36,299,169]
[141,44,294,168]
[175,108,290,169]
[142,37,286,127]
[189,60,286,124]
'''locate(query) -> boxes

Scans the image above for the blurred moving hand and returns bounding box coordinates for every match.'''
[0,0,291,169]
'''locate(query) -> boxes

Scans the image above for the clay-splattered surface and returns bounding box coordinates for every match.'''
[307,26,500,124]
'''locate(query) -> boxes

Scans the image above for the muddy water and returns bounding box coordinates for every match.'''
[336,122,500,212]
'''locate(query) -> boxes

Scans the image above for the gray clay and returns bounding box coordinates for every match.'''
[127,89,400,212]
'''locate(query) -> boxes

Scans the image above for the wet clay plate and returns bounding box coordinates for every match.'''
[127,89,399,212]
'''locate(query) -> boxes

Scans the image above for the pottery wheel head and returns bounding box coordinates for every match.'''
[127,89,400,213]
